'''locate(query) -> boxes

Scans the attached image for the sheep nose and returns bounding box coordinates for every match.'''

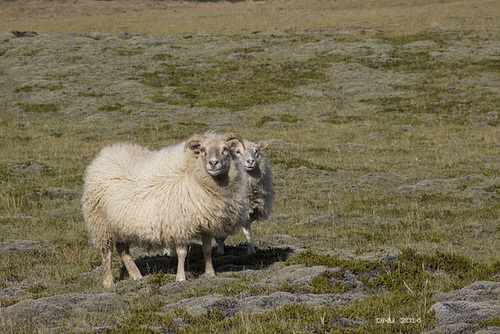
[246,158,254,165]
[209,159,219,166]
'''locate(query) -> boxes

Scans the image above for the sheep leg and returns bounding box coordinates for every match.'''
[163,247,173,256]
[116,242,142,281]
[243,222,256,255]
[215,236,226,255]
[102,246,114,287]
[175,245,187,282]
[201,233,216,277]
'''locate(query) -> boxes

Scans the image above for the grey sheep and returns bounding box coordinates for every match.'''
[216,139,274,254]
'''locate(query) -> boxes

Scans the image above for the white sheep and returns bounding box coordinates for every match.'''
[216,139,274,255]
[82,133,247,286]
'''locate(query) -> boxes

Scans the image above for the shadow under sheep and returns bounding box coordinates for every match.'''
[119,245,293,281]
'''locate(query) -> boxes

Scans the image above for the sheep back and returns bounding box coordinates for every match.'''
[243,140,274,223]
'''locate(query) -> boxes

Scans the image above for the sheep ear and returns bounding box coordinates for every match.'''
[256,142,268,151]
[184,134,207,152]
[187,141,201,152]
[221,132,245,150]
[227,139,241,151]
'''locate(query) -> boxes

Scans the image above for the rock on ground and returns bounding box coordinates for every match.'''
[427,281,500,334]
[1,293,127,330]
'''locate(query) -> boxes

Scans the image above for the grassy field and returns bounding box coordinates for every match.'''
[0,0,499,36]
[0,0,499,333]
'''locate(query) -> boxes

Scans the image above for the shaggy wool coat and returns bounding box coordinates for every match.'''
[82,141,246,251]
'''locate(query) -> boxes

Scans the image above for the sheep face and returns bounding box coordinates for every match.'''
[186,134,242,177]
[200,138,232,177]
[236,141,268,171]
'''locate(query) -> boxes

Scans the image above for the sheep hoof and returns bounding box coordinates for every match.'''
[131,273,143,281]
[103,280,114,288]
[175,276,186,282]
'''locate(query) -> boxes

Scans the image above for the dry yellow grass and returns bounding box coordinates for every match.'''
[0,0,498,36]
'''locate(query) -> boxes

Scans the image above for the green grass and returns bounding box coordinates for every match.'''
[20,103,59,113]
[139,60,326,110]
[105,248,498,333]
[1,23,499,333]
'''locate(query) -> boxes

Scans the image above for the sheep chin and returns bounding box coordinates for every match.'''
[207,168,222,176]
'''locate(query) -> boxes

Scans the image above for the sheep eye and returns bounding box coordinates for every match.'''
[222,147,229,154]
